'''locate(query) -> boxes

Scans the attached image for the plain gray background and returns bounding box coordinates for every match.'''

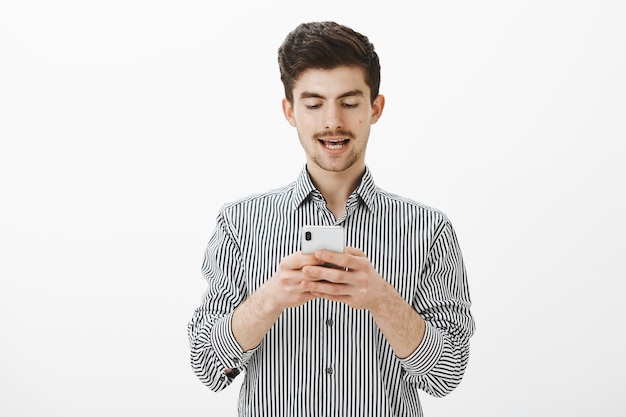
[1,1,624,416]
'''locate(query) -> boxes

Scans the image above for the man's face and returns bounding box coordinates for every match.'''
[282,66,384,177]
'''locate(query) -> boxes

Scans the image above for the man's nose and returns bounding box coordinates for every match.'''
[323,104,343,131]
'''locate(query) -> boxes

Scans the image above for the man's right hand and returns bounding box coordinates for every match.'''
[230,251,324,351]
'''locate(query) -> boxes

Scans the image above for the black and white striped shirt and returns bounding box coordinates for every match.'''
[188,166,475,417]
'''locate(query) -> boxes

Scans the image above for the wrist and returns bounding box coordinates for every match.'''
[254,283,283,319]
[368,281,399,317]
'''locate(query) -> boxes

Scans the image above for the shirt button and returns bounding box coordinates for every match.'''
[325,319,334,326]
[326,367,333,375]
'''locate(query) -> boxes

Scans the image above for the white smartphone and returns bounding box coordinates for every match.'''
[300,225,345,254]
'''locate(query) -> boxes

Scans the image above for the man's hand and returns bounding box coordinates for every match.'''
[300,247,426,358]
[231,251,324,351]
[300,247,393,312]
[260,252,327,313]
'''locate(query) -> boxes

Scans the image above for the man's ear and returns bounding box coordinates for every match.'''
[371,94,385,124]
[282,98,297,127]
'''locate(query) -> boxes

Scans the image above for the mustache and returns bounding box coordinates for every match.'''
[314,129,354,139]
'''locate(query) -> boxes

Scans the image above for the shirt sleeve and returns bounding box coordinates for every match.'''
[187,212,257,392]
[399,217,475,397]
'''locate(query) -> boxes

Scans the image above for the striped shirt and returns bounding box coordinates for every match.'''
[188,166,475,417]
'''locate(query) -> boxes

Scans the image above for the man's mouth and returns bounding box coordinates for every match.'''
[319,139,350,150]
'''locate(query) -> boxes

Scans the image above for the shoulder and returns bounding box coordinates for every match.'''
[218,181,296,218]
[375,187,449,223]
[362,167,449,226]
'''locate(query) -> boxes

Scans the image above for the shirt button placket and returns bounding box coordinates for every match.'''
[325,316,335,377]
[323,306,336,414]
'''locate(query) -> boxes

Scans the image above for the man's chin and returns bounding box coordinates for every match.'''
[312,157,362,175]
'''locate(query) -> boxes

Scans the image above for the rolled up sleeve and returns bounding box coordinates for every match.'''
[401,218,475,397]
[187,213,253,391]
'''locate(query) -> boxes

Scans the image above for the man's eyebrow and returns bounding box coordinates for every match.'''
[299,89,365,100]
[338,89,365,99]
[300,92,325,99]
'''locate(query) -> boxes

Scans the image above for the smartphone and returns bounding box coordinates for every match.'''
[300,225,345,254]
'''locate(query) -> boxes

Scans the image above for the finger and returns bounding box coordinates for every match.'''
[302,264,345,283]
[302,265,328,281]
[282,252,325,270]
[344,246,366,257]
[314,250,348,270]
[302,279,350,296]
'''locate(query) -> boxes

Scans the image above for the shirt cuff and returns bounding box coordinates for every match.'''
[398,322,444,375]
[210,312,252,370]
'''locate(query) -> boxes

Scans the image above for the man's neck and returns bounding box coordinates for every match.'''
[307,163,365,220]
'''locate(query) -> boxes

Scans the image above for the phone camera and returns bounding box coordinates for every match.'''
[305,231,312,241]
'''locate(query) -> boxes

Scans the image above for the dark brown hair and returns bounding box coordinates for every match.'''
[278,21,381,104]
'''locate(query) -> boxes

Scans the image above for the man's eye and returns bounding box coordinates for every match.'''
[342,103,358,108]
[305,103,322,109]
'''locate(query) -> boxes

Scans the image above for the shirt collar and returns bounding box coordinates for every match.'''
[291,165,377,212]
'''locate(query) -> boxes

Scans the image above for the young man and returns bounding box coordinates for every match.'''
[188,21,475,416]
